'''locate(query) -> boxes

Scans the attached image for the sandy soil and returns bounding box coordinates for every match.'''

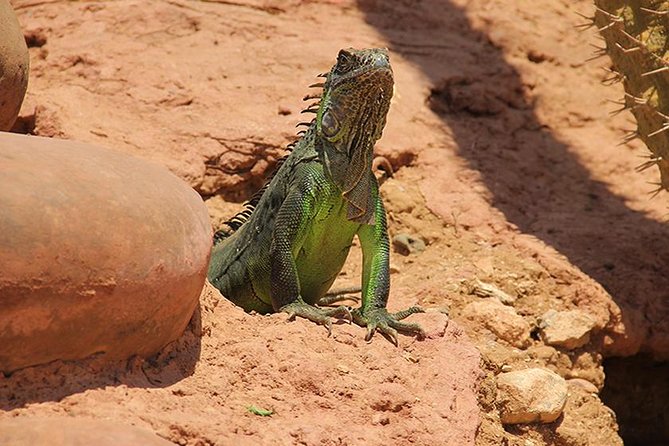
[4,0,668,444]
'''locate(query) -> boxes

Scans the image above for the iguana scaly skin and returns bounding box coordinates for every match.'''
[208,48,424,344]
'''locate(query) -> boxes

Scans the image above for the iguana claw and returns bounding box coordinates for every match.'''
[352,306,425,345]
[281,298,352,336]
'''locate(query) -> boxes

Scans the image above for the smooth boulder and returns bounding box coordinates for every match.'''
[0,417,175,446]
[0,1,29,130]
[0,132,212,372]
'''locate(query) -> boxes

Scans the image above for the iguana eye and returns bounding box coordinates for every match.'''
[334,50,355,75]
[321,110,339,137]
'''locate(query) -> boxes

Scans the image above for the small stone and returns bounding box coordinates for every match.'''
[391,233,426,256]
[555,425,589,446]
[539,310,596,350]
[461,299,531,348]
[497,368,568,424]
[567,378,598,394]
[277,105,292,115]
[402,352,419,363]
[527,345,558,361]
[336,364,350,375]
[389,262,401,274]
[371,413,390,426]
[366,382,413,412]
[468,279,516,305]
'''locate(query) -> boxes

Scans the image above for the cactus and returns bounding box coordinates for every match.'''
[593,1,669,193]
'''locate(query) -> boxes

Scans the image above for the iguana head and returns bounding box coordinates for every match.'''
[316,48,394,224]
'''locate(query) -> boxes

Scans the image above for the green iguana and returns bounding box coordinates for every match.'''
[208,48,424,344]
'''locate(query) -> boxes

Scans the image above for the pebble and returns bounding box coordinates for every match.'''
[371,414,390,426]
[567,378,599,394]
[391,233,426,255]
[461,299,531,348]
[468,279,516,305]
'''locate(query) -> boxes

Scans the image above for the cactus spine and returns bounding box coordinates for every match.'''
[593,1,669,193]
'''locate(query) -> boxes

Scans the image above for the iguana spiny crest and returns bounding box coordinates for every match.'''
[219,48,393,237]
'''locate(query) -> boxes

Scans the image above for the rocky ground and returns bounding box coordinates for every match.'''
[3,0,669,445]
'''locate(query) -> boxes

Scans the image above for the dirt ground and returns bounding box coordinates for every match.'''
[3,0,669,444]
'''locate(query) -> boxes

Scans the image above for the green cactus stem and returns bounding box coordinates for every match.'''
[593,0,669,193]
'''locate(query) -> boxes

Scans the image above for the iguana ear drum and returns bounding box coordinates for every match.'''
[321,109,340,138]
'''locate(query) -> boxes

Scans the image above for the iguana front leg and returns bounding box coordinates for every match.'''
[353,192,425,345]
[270,185,351,333]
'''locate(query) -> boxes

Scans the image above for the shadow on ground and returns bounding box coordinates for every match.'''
[0,305,202,411]
[357,0,669,350]
[357,0,668,442]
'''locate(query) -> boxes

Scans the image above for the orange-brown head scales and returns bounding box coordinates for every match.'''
[317,48,394,224]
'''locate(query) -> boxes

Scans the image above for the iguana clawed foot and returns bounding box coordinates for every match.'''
[283,297,426,343]
[352,306,426,346]
[281,297,352,336]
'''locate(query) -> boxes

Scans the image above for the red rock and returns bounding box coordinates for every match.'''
[0,132,211,372]
[0,417,175,446]
[0,1,29,131]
